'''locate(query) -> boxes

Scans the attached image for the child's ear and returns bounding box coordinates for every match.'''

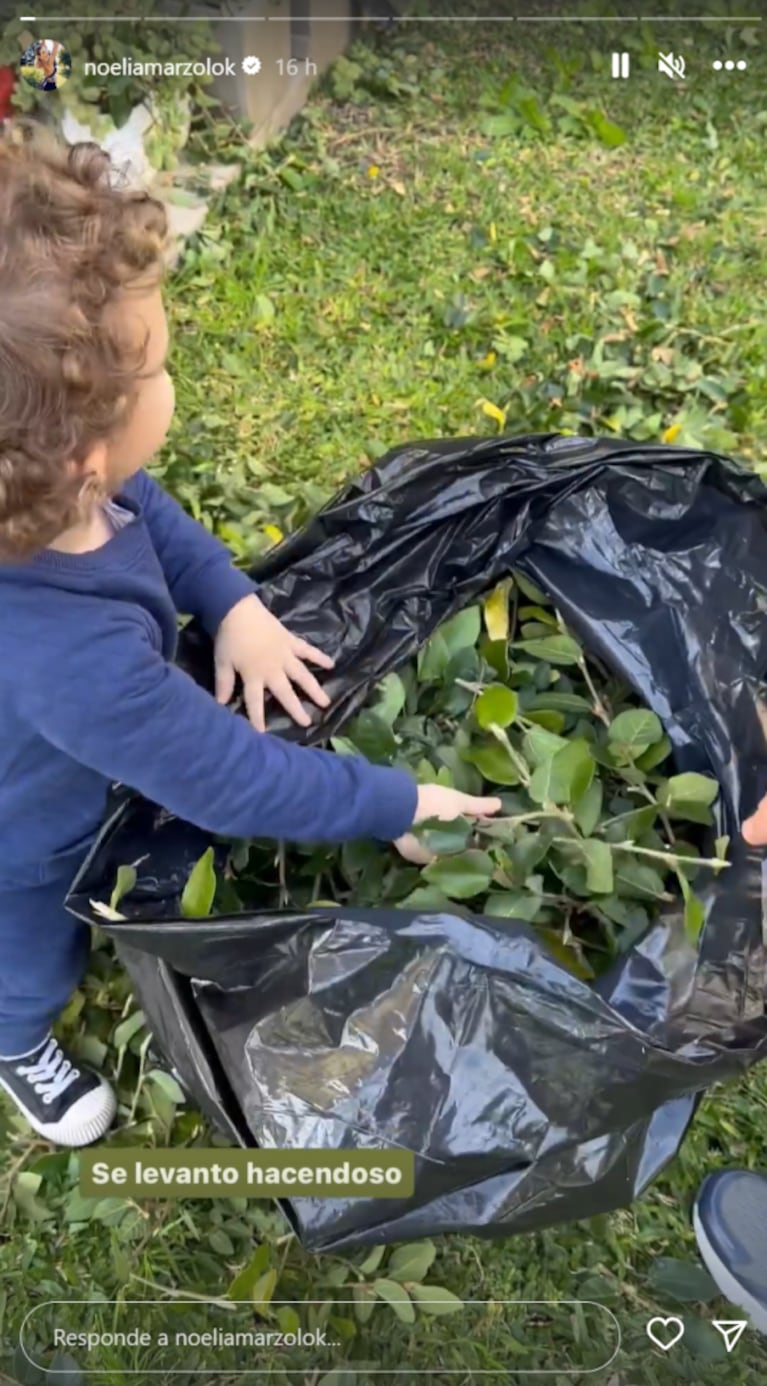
[68,441,109,487]
[65,443,110,514]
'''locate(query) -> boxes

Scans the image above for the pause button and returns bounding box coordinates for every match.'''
[611,52,630,79]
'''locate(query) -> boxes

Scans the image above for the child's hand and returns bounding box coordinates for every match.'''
[743,792,767,846]
[214,594,334,732]
[394,784,502,865]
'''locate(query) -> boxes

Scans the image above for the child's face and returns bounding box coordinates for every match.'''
[98,283,175,493]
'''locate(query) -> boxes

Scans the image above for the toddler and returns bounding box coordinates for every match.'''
[0,129,499,1147]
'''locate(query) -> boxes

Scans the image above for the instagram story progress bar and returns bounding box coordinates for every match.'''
[14,11,766,21]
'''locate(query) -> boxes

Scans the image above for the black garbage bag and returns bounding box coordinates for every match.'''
[68,432,767,1251]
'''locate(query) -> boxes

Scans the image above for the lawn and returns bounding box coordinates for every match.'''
[2,11,767,1385]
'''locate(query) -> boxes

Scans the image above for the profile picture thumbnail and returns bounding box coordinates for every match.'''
[19,39,72,93]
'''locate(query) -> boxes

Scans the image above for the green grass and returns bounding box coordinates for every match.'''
[3,13,767,1385]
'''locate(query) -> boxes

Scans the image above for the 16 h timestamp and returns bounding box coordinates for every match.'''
[277,57,318,77]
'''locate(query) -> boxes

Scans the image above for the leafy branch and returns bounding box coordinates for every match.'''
[124,573,727,980]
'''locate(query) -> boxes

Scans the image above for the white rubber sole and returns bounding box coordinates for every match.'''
[0,1071,117,1147]
[693,1201,767,1337]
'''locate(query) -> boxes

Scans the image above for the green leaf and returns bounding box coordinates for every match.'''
[635,733,672,772]
[684,891,705,943]
[586,110,627,148]
[522,726,569,766]
[602,805,658,842]
[13,1171,53,1223]
[276,1307,302,1337]
[181,848,217,919]
[373,672,407,726]
[518,604,557,626]
[352,1284,376,1323]
[676,870,706,944]
[226,1247,270,1297]
[573,779,603,836]
[511,634,582,665]
[436,745,485,793]
[673,843,700,882]
[714,835,730,861]
[145,1070,186,1105]
[607,709,664,761]
[530,691,592,714]
[387,1241,437,1284]
[208,1229,235,1257]
[476,684,518,729]
[597,896,649,931]
[330,736,358,756]
[524,709,566,733]
[649,1258,719,1304]
[416,817,472,855]
[398,886,457,912]
[482,891,542,921]
[507,827,556,880]
[373,1279,416,1323]
[682,1317,729,1363]
[437,606,482,657]
[113,1010,146,1051]
[549,854,590,898]
[64,1190,98,1223]
[341,839,385,879]
[443,645,482,697]
[251,1268,279,1307]
[529,739,594,806]
[481,636,510,681]
[418,630,450,682]
[659,773,719,809]
[463,741,521,786]
[347,710,398,763]
[512,570,550,604]
[358,1245,387,1276]
[423,850,494,899]
[408,1283,464,1315]
[582,839,613,894]
[614,859,668,899]
[69,1034,107,1070]
[110,865,137,912]
[317,1368,358,1386]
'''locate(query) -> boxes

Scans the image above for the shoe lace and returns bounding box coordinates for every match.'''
[16,1037,80,1105]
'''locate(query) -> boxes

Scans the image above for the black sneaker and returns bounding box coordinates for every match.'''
[0,1032,116,1146]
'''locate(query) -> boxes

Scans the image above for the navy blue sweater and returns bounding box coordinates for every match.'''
[0,470,418,883]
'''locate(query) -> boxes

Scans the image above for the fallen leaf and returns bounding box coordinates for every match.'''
[479,399,507,430]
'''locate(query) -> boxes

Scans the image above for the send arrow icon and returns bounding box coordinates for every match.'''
[712,1321,748,1353]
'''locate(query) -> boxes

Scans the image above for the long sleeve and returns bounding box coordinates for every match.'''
[126,469,256,635]
[22,609,419,845]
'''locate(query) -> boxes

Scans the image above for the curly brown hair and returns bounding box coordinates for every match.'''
[0,125,168,560]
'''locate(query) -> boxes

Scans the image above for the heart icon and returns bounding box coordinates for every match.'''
[646,1316,685,1352]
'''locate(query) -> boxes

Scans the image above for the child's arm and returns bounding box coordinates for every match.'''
[125,469,258,637]
[125,469,334,729]
[24,605,418,844]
